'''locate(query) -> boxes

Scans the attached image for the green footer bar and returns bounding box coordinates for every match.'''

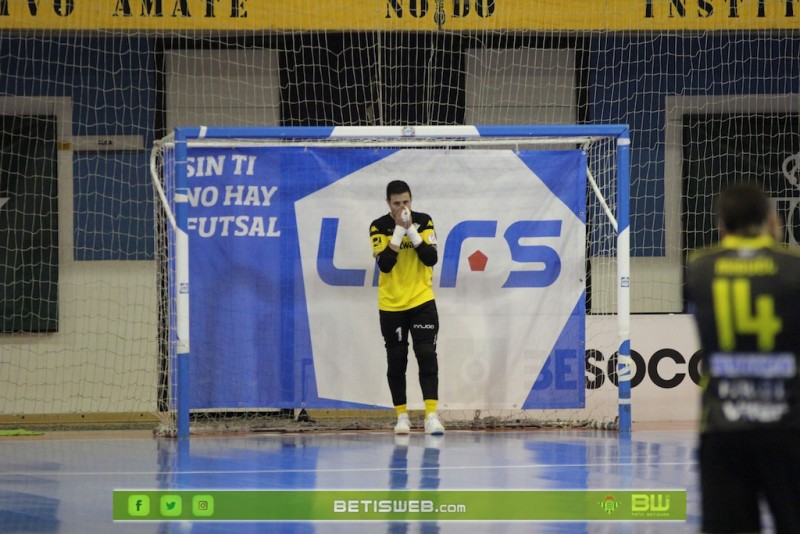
[114,490,687,522]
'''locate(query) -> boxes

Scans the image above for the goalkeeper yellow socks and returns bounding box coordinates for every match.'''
[396,402,437,416]
[424,399,438,417]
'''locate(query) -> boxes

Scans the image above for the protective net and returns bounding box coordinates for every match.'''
[1,3,798,435]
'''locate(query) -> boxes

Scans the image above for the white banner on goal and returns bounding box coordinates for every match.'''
[296,148,587,410]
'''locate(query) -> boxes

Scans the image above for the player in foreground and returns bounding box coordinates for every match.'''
[370,180,444,435]
[685,184,800,533]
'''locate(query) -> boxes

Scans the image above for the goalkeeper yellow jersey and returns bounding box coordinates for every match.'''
[370,211,437,312]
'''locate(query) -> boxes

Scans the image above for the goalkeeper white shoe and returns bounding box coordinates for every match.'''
[424,413,445,435]
[394,413,411,435]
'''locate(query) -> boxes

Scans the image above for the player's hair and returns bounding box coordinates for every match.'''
[386,180,412,200]
[716,183,772,236]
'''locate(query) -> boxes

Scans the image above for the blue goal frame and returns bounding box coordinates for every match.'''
[158,125,632,439]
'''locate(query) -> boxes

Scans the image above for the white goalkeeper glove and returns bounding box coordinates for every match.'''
[406,224,423,247]
[390,225,406,247]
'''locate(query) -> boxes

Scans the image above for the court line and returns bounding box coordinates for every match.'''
[0,460,697,477]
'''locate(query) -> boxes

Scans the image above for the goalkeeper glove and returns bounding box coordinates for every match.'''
[406,224,423,247]
[390,225,406,247]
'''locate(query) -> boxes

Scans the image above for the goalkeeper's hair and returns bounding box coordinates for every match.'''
[387,180,411,199]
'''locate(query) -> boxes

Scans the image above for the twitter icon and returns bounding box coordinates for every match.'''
[160,495,182,516]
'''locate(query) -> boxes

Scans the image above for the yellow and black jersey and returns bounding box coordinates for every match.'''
[370,211,438,312]
[686,235,800,433]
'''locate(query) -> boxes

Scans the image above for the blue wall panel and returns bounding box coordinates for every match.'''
[589,34,800,256]
[2,33,799,260]
[0,36,157,260]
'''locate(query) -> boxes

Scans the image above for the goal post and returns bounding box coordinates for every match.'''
[151,124,631,439]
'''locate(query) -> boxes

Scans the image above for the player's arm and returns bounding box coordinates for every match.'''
[414,241,437,266]
[375,247,398,273]
[372,223,403,273]
[412,216,438,267]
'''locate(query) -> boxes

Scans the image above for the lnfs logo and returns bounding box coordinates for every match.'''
[316,218,563,288]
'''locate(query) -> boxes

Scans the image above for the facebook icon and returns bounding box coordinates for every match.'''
[128,495,150,516]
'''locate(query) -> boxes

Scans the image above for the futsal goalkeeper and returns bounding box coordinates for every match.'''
[370,180,444,435]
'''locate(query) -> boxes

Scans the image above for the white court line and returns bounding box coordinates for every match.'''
[0,460,697,478]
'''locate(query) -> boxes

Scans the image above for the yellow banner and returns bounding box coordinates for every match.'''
[1,1,798,31]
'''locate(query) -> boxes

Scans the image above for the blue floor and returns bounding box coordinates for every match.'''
[0,428,700,533]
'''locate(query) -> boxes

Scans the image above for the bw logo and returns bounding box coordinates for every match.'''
[632,493,670,513]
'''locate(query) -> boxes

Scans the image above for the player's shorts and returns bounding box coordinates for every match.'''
[379,300,438,348]
[700,428,800,533]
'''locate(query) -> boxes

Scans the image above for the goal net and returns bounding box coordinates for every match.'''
[151,125,631,438]
[1,3,795,434]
